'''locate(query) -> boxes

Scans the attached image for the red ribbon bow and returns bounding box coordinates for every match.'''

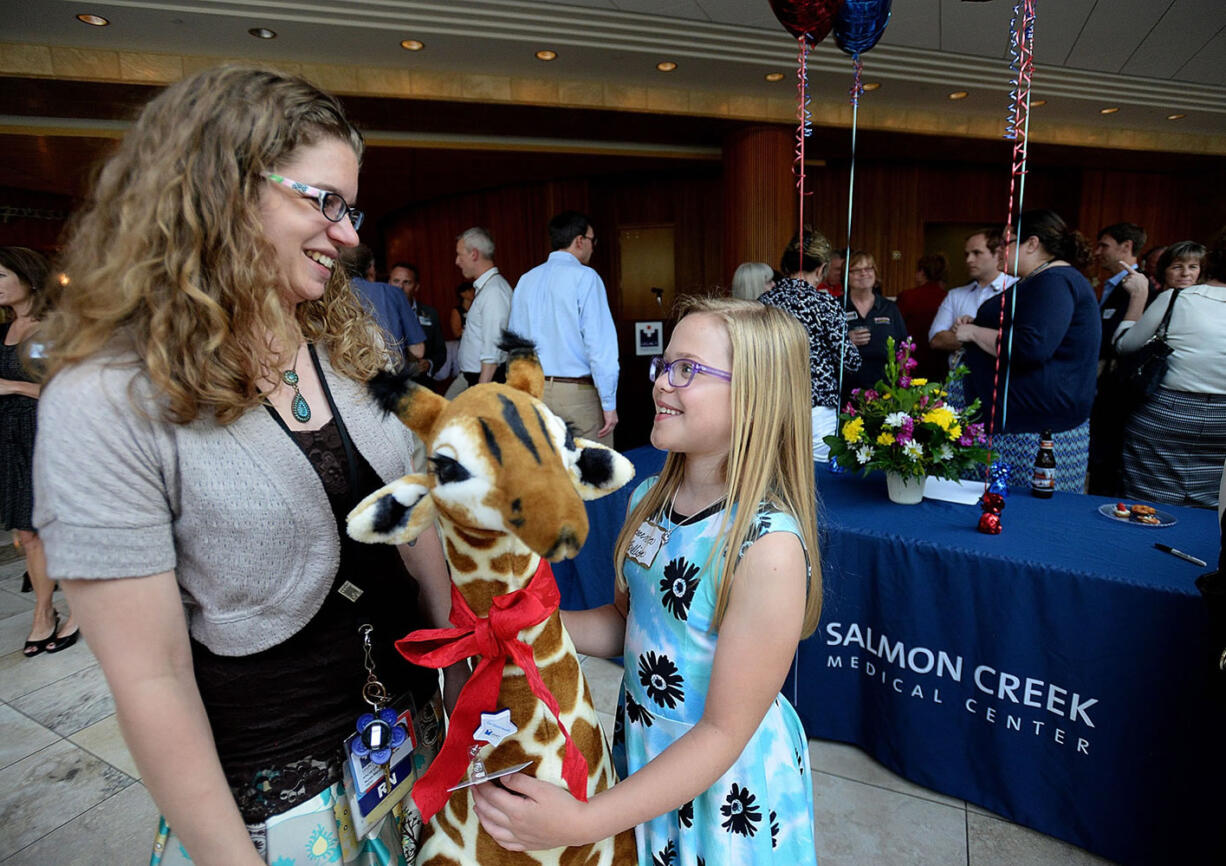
[395,558,590,821]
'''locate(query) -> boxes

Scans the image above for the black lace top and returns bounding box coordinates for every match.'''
[191,405,437,823]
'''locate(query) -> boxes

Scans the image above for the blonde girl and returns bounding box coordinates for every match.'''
[474,297,820,865]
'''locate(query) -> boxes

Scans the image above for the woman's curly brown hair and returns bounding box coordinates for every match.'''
[40,65,388,424]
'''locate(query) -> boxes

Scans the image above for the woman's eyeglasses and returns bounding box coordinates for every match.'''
[649,356,732,388]
[261,172,364,230]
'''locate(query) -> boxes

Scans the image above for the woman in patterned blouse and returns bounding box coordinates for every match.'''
[758,228,862,461]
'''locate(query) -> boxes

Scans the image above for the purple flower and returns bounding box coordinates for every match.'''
[899,377,911,388]
[904,356,918,372]
[967,423,986,444]
[901,417,914,436]
[864,389,879,401]
[851,388,861,397]
[918,395,929,409]
[959,435,973,447]
[845,402,858,416]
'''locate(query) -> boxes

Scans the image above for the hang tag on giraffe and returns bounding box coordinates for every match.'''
[474,709,517,747]
[446,761,533,792]
[627,520,666,569]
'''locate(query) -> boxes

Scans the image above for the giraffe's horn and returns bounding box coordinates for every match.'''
[500,330,544,399]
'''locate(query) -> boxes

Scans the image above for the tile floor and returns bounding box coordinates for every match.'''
[0,534,1115,865]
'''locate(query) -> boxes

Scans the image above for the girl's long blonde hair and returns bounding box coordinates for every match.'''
[613,297,822,637]
[39,65,386,424]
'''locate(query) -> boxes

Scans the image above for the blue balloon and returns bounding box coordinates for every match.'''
[834,0,893,58]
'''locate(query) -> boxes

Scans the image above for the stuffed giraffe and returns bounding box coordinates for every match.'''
[347,333,637,865]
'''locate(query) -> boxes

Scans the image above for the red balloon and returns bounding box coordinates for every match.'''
[978,512,1003,535]
[769,0,842,46]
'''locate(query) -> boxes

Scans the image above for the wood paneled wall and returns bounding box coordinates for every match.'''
[376,152,1223,449]
[721,127,796,278]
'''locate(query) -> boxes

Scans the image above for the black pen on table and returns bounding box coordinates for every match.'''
[1153,543,1207,567]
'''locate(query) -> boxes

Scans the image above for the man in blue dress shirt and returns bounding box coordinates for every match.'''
[509,211,619,445]
[1089,222,1154,495]
[1095,222,1150,361]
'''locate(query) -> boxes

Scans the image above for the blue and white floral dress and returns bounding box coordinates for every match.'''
[613,477,817,866]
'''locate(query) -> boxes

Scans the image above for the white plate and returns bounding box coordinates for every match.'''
[1096,503,1176,528]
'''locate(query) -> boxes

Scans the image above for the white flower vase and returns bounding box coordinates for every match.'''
[885,471,925,505]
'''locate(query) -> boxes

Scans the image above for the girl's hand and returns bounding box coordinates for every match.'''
[471,773,595,851]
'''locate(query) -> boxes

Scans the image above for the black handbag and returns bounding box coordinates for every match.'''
[1116,287,1183,402]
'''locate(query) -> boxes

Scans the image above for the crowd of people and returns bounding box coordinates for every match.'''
[1,61,1223,866]
[735,215,1225,504]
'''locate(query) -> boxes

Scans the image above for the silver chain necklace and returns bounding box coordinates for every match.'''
[660,485,726,544]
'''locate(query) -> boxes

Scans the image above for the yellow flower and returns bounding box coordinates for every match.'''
[911,378,928,386]
[948,424,962,441]
[877,432,895,446]
[842,417,864,442]
[881,391,892,400]
[922,407,957,431]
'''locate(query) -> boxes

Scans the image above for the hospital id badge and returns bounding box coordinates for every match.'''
[627,520,666,568]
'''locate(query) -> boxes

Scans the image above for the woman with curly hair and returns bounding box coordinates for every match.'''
[33,66,458,865]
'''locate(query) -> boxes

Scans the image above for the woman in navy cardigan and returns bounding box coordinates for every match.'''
[956,210,1100,492]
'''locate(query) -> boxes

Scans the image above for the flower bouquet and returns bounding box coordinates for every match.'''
[824,337,994,500]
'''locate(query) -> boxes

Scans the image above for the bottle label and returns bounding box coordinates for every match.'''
[1032,467,1055,489]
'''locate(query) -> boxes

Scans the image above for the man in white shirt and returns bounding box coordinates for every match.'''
[454,227,512,386]
[509,211,619,445]
[929,229,1016,374]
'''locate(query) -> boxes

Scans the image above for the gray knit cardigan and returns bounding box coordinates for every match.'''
[33,347,420,656]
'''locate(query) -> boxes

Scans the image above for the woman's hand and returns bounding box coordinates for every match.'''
[1121,269,1149,298]
[471,773,598,851]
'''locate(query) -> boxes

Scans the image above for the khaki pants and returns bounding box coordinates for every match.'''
[543,380,611,446]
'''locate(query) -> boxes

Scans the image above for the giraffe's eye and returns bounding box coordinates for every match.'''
[429,454,471,485]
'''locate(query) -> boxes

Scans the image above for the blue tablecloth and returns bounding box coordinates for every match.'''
[553,446,1224,865]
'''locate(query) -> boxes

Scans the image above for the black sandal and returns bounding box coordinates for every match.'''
[23,613,60,658]
[46,625,80,654]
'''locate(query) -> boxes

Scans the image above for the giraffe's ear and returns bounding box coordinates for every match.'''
[500,330,544,400]
[368,369,447,436]
[347,475,436,544]
[569,438,636,501]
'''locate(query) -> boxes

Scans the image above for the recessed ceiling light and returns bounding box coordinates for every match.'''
[656,61,678,72]
[1099,106,1119,115]
[1030,99,1047,106]
[400,39,424,51]
[76,13,109,26]
[535,49,557,61]
[248,27,277,39]
[862,82,881,91]
[764,72,785,82]
[947,90,969,100]
[1167,113,1186,120]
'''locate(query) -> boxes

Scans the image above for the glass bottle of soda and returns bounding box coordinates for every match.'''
[1031,430,1056,498]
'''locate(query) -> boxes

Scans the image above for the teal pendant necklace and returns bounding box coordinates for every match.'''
[282,348,311,423]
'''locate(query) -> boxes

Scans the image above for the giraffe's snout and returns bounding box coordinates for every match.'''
[543,526,582,562]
